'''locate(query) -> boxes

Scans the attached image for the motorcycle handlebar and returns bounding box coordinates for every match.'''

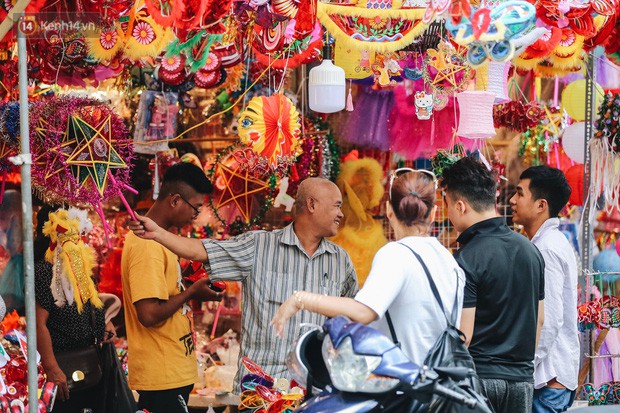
[433,383,479,409]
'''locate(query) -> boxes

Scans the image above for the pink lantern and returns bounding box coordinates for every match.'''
[456,91,497,139]
[487,61,511,103]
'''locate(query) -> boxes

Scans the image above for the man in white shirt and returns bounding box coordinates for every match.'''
[510,165,579,413]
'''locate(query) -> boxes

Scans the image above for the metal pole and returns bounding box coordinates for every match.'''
[580,50,596,384]
[581,51,596,282]
[16,25,38,413]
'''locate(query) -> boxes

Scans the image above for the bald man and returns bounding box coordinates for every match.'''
[128,177,358,391]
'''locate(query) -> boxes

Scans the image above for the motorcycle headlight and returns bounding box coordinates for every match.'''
[322,335,399,393]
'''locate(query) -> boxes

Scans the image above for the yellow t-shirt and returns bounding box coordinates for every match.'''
[121,232,197,390]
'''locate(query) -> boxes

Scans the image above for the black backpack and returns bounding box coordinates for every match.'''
[385,243,491,412]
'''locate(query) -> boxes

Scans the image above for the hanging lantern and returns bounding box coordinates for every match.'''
[561,79,604,121]
[561,122,586,164]
[456,91,496,139]
[487,61,511,103]
[308,59,346,113]
[564,164,584,206]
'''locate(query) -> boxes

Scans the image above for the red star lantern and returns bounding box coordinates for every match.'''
[212,151,271,224]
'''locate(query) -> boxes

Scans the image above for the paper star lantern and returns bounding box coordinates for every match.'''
[213,155,271,223]
[65,113,127,196]
[29,97,135,212]
[208,146,277,232]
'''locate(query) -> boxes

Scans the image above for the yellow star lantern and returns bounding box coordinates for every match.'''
[541,105,562,138]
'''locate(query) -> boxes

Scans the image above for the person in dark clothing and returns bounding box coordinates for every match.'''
[440,156,545,413]
[34,205,114,413]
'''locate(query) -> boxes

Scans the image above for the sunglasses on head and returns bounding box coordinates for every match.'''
[388,167,438,200]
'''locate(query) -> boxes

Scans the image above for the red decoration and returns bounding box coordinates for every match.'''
[565,164,584,206]
[0,310,21,334]
[493,101,545,132]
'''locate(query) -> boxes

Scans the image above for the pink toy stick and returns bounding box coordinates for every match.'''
[210,303,223,340]
[120,182,138,195]
[108,171,137,220]
[94,201,112,249]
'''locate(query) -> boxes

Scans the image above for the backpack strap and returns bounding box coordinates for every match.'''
[385,310,400,347]
[398,242,459,327]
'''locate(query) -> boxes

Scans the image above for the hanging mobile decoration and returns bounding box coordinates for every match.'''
[493,101,545,133]
[290,116,340,195]
[253,22,323,69]
[513,102,564,167]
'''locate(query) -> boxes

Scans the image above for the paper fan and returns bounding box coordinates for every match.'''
[237,95,301,170]
[160,54,185,73]
[203,52,221,72]
[525,26,562,58]
[87,23,124,61]
[273,0,300,18]
[195,68,225,88]
[123,14,173,60]
[253,22,323,69]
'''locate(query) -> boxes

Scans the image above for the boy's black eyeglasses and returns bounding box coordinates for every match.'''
[178,194,201,217]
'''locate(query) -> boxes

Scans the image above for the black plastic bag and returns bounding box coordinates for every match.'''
[99,342,137,413]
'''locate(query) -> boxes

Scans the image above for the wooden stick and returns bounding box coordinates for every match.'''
[0,0,30,42]
[578,329,609,385]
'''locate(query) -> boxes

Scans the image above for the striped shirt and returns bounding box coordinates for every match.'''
[202,223,358,391]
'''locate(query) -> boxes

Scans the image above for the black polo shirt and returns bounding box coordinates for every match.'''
[455,217,545,382]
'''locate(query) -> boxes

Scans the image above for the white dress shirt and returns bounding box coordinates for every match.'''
[532,218,580,390]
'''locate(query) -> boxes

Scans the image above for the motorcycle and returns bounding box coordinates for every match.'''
[288,316,492,413]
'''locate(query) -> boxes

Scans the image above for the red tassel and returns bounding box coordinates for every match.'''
[346,82,354,111]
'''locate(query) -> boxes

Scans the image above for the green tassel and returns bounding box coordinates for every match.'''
[165,31,224,73]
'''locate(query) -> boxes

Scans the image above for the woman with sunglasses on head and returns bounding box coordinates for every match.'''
[272,169,465,365]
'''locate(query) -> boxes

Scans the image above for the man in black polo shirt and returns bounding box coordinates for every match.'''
[441,156,545,413]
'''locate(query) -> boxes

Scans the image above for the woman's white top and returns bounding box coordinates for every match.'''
[355,236,465,366]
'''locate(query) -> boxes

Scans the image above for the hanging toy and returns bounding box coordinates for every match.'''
[42,208,103,313]
[237,94,301,172]
[414,91,434,120]
[371,54,401,88]
[273,177,295,212]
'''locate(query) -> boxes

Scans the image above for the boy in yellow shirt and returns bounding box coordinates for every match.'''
[121,162,221,412]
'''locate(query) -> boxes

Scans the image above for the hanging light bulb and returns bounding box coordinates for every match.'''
[308,39,346,113]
